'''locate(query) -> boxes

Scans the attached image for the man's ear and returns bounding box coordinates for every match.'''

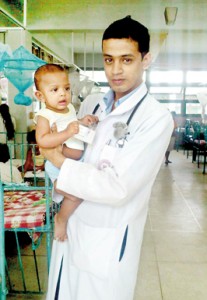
[142,52,152,70]
[35,90,44,102]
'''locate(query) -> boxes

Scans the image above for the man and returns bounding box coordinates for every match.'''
[44,16,173,300]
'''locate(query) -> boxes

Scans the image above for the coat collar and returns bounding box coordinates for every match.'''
[98,83,148,120]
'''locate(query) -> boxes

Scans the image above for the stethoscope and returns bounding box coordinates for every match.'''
[92,92,148,148]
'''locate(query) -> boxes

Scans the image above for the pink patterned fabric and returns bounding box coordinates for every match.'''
[4,190,46,229]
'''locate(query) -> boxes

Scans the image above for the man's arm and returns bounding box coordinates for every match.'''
[62,144,83,160]
[42,110,173,207]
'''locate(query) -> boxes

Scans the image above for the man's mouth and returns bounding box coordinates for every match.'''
[112,79,124,85]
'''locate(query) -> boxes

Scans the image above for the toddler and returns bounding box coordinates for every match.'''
[34,64,98,241]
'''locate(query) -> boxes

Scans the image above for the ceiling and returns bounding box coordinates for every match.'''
[0,0,207,70]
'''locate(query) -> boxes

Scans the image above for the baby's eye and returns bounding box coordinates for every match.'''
[65,86,70,91]
[51,88,58,92]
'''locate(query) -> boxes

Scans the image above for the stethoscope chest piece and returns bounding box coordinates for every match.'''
[113,122,129,148]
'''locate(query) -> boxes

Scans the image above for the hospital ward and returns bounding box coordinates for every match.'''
[0,1,207,300]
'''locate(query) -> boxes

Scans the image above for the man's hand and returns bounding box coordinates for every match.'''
[40,145,65,169]
[79,115,99,127]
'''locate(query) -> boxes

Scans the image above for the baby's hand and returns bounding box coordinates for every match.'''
[51,122,58,133]
[80,115,99,126]
[66,121,79,136]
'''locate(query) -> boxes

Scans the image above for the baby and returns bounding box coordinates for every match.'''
[34,64,98,241]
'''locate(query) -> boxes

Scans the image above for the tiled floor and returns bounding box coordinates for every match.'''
[5,150,207,300]
[134,150,207,300]
[5,232,49,299]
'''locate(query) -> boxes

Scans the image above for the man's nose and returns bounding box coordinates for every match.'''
[112,61,122,75]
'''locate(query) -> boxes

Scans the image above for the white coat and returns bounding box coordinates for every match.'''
[47,84,173,300]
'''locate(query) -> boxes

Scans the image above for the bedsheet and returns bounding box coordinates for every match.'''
[4,190,46,229]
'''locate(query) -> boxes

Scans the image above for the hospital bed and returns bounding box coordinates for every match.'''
[0,133,54,299]
[0,131,45,185]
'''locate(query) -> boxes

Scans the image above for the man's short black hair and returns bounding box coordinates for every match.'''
[102,15,150,56]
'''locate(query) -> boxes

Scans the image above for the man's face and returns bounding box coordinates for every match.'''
[103,38,150,100]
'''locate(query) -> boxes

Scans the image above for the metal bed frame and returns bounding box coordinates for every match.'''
[0,133,53,299]
[0,131,28,159]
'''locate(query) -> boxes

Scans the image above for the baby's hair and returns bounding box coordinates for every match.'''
[34,64,67,90]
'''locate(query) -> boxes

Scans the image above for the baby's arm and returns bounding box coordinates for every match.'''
[36,115,79,148]
[63,114,98,160]
[79,114,99,127]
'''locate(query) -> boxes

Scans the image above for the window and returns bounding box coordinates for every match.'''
[186,103,202,114]
[161,103,182,114]
[186,71,207,84]
[185,87,207,96]
[83,70,107,83]
[148,69,207,116]
[149,70,183,84]
[150,87,182,94]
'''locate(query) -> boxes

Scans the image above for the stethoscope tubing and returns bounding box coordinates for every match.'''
[92,92,148,126]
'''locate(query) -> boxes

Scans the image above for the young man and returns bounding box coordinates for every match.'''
[43,16,173,300]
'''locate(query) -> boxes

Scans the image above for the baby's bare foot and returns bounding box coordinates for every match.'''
[54,213,68,241]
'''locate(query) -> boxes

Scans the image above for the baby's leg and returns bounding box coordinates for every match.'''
[54,196,82,241]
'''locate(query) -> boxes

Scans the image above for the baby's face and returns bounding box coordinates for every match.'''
[38,71,71,113]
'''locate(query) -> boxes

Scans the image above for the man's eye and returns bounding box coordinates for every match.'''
[105,58,113,64]
[123,58,132,64]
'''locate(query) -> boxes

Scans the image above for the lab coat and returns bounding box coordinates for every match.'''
[47,84,173,300]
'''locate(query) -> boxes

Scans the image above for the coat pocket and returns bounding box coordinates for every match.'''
[69,216,126,279]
